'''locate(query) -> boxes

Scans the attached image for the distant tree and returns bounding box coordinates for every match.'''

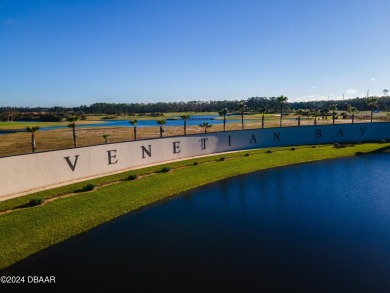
[102,134,110,144]
[218,108,228,131]
[306,108,313,119]
[312,110,320,126]
[348,106,358,124]
[39,113,62,122]
[67,115,79,148]
[321,108,330,120]
[25,126,40,153]
[129,119,138,140]
[200,122,212,133]
[344,103,351,112]
[258,107,267,129]
[383,89,389,97]
[295,109,304,126]
[180,114,190,135]
[157,119,166,137]
[329,104,338,125]
[236,102,247,130]
[277,95,288,127]
[366,97,378,122]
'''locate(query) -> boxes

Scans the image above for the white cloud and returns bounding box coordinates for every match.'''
[295,95,335,102]
[346,89,357,95]
[281,30,293,36]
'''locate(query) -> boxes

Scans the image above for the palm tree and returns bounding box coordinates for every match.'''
[258,107,267,129]
[200,122,212,133]
[295,109,304,126]
[312,110,320,126]
[348,106,358,124]
[366,97,378,122]
[218,108,228,131]
[67,115,79,148]
[25,126,40,153]
[180,114,190,135]
[329,104,338,125]
[236,102,247,130]
[383,89,389,97]
[277,95,288,127]
[129,119,138,140]
[305,108,312,120]
[157,119,166,137]
[321,108,330,120]
[102,134,110,144]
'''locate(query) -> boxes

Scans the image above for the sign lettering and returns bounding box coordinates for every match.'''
[173,141,181,154]
[107,150,118,165]
[141,145,152,158]
[64,155,79,171]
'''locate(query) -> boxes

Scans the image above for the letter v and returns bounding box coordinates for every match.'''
[64,155,79,171]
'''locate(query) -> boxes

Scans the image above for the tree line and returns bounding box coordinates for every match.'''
[1,95,390,122]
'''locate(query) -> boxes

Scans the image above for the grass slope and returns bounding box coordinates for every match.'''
[0,143,388,270]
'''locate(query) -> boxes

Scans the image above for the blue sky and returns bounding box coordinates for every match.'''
[1,0,389,107]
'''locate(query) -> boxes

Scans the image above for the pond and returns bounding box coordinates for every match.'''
[4,116,241,133]
[4,154,390,292]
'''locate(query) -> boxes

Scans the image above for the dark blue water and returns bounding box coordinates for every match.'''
[3,154,390,292]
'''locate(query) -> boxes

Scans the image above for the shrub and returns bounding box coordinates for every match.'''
[161,167,171,173]
[311,145,316,148]
[219,157,225,161]
[244,153,250,157]
[290,147,296,151]
[193,162,199,166]
[334,143,340,147]
[82,184,96,192]
[127,174,137,180]
[29,198,44,206]
[266,150,272,153]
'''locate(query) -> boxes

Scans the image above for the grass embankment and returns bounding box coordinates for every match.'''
[0,143,389,270]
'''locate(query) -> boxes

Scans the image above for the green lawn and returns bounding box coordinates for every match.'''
[0,142,389,270]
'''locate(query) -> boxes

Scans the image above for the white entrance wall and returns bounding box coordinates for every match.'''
[1,123,389,199]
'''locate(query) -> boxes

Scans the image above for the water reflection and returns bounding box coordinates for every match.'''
[4,154,390,292]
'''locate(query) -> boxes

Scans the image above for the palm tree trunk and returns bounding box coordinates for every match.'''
[298,115,301,126]
[314,117,317,126]
[204,127,207,134]
[72,124,77,148]
[352,114,355,124]
[184,120,187,135]
[31,133,36,153]
[370,109,373,122]
[261,114,264,129]
[280,104,283,127]
[134,126,137,140]
[223,116,226,131]
[241,112,244,130]
[332,113,335,125]
[160,126,163,137]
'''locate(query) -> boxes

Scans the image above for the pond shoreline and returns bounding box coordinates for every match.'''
[0,142,389,270]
